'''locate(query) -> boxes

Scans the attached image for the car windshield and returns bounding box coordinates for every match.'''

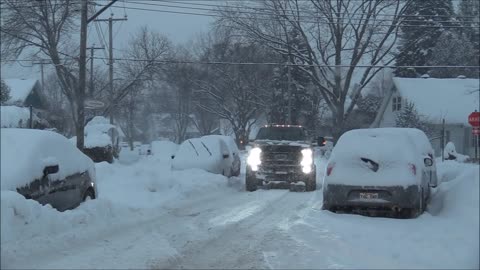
[255,127,306,141]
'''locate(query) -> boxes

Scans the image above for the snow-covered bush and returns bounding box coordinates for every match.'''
[444,142,469,162]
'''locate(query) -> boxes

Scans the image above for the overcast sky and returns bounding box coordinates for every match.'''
[1,1,215,80]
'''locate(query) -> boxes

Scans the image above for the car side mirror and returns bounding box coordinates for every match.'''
[317,136,326,146]
[43,165,59,177]
[223,154,230,159]
[424,157,433,167]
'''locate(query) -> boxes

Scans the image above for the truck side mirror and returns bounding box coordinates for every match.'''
[317,137,326,146]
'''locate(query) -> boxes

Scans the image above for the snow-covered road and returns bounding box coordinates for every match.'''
[1,154,479,269]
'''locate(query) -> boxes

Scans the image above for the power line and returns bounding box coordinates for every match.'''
[2,57,479,70]
[97,3,480,29]
[128,0,479,25]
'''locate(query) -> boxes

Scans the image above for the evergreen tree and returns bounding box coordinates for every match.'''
[0,79,11,104]
[269,28,318,131]
[458,0,480,77]
[395,102,431,136]
[429,31,477,78]
[395,0,456,77]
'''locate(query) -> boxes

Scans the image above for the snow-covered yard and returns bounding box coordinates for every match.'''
[1,154,478,269]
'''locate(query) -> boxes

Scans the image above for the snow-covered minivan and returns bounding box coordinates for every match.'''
[1,129,97,211]
[322,128,437,218]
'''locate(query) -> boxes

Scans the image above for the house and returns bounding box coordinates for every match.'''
[4,79,47,109]
[3,78,52,128]
[146,113,201,143]
[0,105,49,129]
[376,77,480,157]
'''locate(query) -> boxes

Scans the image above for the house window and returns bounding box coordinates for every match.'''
[392,97,402,111]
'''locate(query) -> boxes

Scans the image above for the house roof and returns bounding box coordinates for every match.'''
[393,77,480,125]
[4,79,39,105]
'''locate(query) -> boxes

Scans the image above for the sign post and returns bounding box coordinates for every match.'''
[468,111,480,161]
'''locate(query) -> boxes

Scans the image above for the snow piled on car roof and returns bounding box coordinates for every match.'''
[0,129,94,190]
[326,128,422,187]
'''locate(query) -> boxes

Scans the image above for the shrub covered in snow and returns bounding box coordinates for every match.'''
[444,141,469,162]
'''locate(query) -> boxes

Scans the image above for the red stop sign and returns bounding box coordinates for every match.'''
[469,111,480,127]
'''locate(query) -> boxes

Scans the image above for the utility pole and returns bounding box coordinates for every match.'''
[87,45,105,97]
[78,0,88,150]
[95,15,127,124]
[32,60,48,93]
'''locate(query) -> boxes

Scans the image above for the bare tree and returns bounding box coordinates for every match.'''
[220,0,413,140]
[194,39,273,147]
[103,26,172,121]
[0,0,91,148]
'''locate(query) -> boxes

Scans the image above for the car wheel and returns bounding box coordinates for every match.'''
[83,188,96,202]
[245,173,257,192]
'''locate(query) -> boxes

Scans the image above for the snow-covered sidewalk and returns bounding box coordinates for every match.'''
[1,156,478,269]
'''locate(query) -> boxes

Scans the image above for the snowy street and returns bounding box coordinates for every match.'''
[1,153,478,269]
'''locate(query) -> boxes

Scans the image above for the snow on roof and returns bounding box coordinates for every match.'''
[1,106,39,128]
[393,77,480,125]
[1,128,94,191]
[4,79,38,105]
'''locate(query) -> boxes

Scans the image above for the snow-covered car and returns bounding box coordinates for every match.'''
[322,128,437,218]
[172,135,240,177]
[202,135,241,177]
[150,140,179,161]
[1,128,97,211]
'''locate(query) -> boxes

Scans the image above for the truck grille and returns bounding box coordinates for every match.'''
[260,145,302,166]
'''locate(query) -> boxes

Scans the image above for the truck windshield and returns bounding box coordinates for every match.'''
[256,127,306,141]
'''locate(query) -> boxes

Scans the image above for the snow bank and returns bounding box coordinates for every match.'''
[151,140,178,161]
[0,129,95,190]
[444,141,469,162]
[1,158,231,262]
[281,162,479,269]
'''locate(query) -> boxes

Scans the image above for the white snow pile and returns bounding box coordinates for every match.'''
[83,116,121,148]
[326,129,422,188]
[279,162,479,269]
[0,128,94,191]
[444,141,469,162]
[1,157,230,258]
[172,136,232,175]
[151,140,178,161]
[0,106,39,128]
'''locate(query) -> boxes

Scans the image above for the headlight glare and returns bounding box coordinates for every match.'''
[301,148,313,167]
[247,147,262,168]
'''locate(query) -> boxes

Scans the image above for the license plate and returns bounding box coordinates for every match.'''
[359,192,379,199]
[275,154,287,160]
[275,171,288,175]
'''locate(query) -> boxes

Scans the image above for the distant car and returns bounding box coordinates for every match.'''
[322,128,437,218]
[172,135,240,177]
[1,129,97,212]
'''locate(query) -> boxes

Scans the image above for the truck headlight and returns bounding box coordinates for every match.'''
[301,148,313,173]
[247,147,262,171]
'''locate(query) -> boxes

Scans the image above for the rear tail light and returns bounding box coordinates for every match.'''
[326,163,335,176]
[409,163,417,176]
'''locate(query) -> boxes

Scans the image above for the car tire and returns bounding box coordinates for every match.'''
[83,188,96,202]
[245,174,257,192]
[305,168,317,192]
